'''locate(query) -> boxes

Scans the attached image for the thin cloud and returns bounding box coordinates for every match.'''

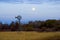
[0,0,23,3]
[0,0,60,4]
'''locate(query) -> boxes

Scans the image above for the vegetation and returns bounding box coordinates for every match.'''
[0,32,60,40]
[0,15,60,32]
[0,19,60,32]
[0,15,60,40]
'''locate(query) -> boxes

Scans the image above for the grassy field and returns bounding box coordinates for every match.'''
[0,31,60,40]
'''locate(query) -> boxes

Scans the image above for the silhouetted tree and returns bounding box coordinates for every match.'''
[15,21,19,31]
[0,22,2,31]
[9,21,15,31]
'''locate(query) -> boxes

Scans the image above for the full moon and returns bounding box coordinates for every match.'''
[32,7,36,11]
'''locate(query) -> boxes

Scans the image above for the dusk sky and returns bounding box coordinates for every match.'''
[0,0,60,23]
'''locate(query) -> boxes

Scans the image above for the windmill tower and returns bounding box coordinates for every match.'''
[15,15,22,31]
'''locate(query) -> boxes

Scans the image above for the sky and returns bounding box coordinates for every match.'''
[0,0,60,24]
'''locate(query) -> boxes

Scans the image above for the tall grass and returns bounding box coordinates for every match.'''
[45,35,60,40]
[0,32,60,40]
[34,35,60,40]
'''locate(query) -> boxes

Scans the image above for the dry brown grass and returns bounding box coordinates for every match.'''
[0,31,60,40]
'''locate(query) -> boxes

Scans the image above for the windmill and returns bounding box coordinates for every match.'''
[15,15,22,31]
[15,15,22,24]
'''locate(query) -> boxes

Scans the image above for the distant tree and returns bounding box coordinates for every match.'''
[45,19,57,28]
[33,21,42,28]
[15,21,19,31]
[9,21,15,31]
[2,23,9,31]
[0,22,2,31]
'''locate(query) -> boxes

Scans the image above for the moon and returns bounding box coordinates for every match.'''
[32,7,36,11]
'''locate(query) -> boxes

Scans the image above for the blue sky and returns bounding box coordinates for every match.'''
[0,0,60,23]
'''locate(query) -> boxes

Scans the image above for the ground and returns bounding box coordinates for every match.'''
[0,31,60,40]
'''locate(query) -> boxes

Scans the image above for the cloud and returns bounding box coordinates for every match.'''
[0,0,23,3]
[25,0,60,4]
[25,0,41,4]
[0,0,60,4]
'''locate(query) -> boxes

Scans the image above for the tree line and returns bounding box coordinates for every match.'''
[0,15,60,32]
[0,19,60,32]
